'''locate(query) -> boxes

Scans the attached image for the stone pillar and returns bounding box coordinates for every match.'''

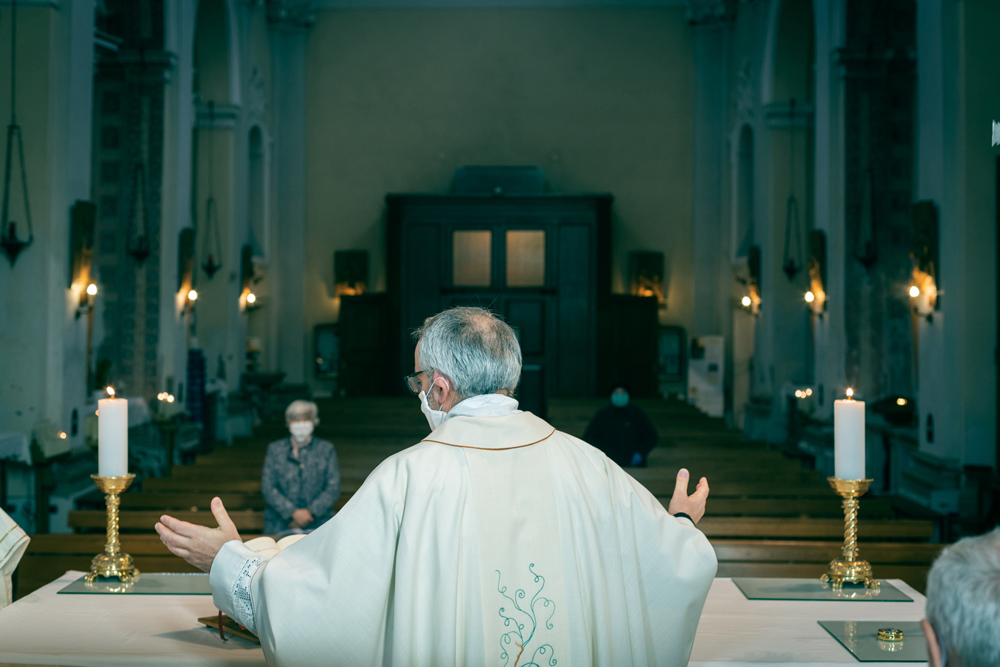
[687,0,733,339]
[160,0,197,399]
[268,2,314,384]
[810,0,847,419]
[915,0,997,472]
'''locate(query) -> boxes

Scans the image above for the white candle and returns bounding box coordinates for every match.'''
[98,388,128,477]
[834,390,866,480]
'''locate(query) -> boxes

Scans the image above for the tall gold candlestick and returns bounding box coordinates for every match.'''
[85,474,139,583]
[821,477,879,591]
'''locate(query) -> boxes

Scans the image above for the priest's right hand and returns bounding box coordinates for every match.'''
[155,497,241,572]
[668,468,709,524]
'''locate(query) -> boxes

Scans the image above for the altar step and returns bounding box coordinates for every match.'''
[16,534,944,603]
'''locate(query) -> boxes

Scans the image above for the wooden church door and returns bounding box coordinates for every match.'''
[387,194,612,415]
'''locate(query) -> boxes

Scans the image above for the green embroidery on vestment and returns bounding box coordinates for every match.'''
[496,564,557,667]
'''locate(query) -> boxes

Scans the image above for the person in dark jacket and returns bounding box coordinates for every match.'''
[583,385,658,468]
[261,400,340,536]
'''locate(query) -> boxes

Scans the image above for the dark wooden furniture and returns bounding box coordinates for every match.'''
[387,193,613,412]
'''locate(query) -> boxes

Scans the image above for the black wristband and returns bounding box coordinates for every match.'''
[673,512,694,524]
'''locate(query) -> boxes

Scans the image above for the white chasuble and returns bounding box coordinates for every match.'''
[211,403,717,666]
[0,508,29,609]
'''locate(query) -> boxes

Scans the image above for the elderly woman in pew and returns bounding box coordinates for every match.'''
[261,400,340,537]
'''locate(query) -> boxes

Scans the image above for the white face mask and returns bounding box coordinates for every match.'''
[289,421,314,443]
[419,379,449,431]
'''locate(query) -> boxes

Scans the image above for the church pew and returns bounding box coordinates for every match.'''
[15,534,200,600]
[14,534,939,602]
[68,509,267,533]
[697,517,934,541]
[119,492,892,520]
[144,475,835,499]
[66,509,933,541]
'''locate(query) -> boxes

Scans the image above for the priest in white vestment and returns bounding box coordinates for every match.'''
[0,507,29,609]
[156,306,717,666]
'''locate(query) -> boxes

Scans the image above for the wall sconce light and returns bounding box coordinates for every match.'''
[246,292,256,305]
[75,282,98,319]
[182,288,198,314]
[741,296,752,308]
[909,278,936,319]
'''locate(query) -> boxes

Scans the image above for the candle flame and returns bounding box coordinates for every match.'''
[106,386,115,397]
[846,388,854,399]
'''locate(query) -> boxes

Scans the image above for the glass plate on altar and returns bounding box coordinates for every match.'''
[732,577,912,602]
[819,621,929,662]
[58,572,211,595]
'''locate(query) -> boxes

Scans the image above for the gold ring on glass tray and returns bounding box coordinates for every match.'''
[877,628,904,642]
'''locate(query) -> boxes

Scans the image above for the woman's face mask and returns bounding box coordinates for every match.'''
[289,420,314,443]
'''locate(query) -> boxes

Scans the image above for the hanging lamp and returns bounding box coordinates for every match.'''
[127,49,151,264]
[201,102,222,278]
[0,0,33,266]
[782,98,803,281]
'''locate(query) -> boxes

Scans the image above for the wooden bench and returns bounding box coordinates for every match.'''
[697,517,934,541]
[15,534,199,599]
[68,509,933,542]
[15,533,941,604]
[710,539,944,593]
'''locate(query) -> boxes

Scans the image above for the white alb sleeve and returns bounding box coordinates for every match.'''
[210,540,269,635]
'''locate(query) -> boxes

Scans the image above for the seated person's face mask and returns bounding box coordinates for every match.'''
[289,420,314,443]
[419,375,450,431]
[611,391,630,408]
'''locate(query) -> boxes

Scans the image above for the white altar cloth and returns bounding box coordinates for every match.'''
[690,578,928,666]
[0,572,927,667]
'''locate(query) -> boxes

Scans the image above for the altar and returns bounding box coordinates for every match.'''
[0,572,928,666]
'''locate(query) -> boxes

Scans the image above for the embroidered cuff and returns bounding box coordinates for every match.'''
[210,540,268,636]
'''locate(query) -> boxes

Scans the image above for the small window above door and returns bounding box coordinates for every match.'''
[452,230,492,287]
[506,230,545,287]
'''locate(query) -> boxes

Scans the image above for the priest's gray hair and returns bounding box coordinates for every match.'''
[414,307,521,399]
[285,399,320,425]
[925,527,1000,667]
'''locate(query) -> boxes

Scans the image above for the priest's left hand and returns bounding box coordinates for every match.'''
[155,497,241,572]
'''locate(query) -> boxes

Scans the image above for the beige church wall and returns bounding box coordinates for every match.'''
[195,0,231,104]
[0,7,59,437]
[191,127,240,386]
[302,7,695,356]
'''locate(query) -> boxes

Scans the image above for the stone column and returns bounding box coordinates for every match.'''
[268,2,314,384]
[810,0,847,419]
[159,0,197,399]
[687,0,733,339]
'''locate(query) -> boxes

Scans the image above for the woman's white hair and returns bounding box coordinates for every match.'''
[285,400,320,425]
[414,307,521,400]
[925,527,1000,667]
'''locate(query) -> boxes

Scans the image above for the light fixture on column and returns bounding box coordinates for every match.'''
[0,0,33,267]
[201,102,223,279]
